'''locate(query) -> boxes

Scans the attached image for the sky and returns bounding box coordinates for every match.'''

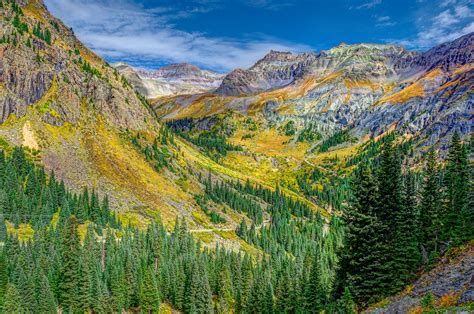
[44,0,474,72]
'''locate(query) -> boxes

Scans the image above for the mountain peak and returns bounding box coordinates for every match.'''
[114,62,224,98]
[262,50,294,60]
[157,63,202,75]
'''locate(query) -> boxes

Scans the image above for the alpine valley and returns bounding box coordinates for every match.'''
[0,0,473,313]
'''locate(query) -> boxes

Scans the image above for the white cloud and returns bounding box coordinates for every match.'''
[440,0,457,7]
[454,5,473,17]
[393,0,474,49]
[44,0,310,72]
[377,16,391,22]
[356,0,382,9]
[376,15,396,26]
[433,10,458,27]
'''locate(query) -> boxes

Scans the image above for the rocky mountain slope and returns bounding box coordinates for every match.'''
[367,242,474,313]
[0,0,237,234]
[154,33,473,150]
[0,2,150,129]
[215,50,317,96]
[114,62,224,98]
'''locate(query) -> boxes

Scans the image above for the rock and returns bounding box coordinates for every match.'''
[0,3,154,130]
[366,244,474,313]
[113,62,224,98]
[215,51,317,96]
[161,33,474,149]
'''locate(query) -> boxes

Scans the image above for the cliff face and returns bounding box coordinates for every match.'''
[366,243,474,313]
[154,33,473,148]
[114,62,224,98]
[215,50,317,96]
[0,0,152,130]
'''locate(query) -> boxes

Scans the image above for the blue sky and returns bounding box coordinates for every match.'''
[44,0,474,72]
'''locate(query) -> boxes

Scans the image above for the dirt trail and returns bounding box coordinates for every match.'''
[189,219,271,233]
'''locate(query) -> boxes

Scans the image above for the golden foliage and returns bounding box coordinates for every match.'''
[437,292,459,308]
[377,81,425,105]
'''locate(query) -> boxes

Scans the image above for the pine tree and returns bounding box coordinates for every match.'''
[419,150,443,263]
[236,257,253,313]
[343,163,390,306]
[392,172,421,288]
[444,131,471,244]
[263,277,274,314]
[44,29,52,44]
[186,262,213,313]
[217,265,234,310]
[248,271,272,313]
[35,273,57,313]
[0,214,6,243]
[78,253,93,312]
[377,143,404,292]
[16,265,37,313]
[338,287,357,314]
[2,283,24,313]
[140,268,160,313]
[304,260,325,313]
[0,252,7,308]
[58,216,81,311]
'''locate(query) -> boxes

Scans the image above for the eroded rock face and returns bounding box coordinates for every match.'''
[161,33,473,147]
[366,244,474,314]
[215,51,317,96]
[114,62,224,98]
[0,1,153,130]
[1,45,53,123]
[405,32,474,73]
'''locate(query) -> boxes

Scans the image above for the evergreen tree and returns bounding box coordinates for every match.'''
[343,164,389,306]
[15,266,37,313]
[419,150,443,263]
[0,214,6,243]
[36,273,57,313]
[444,131,471,244]
[0,252,7,308]
[304,260,325,313]
[337,287,357,314]
[2,283,24,313]
[392,172,421,288]
[58,216,81,311]
[140,268,160,313]
[247,271,273,314]
[217,265,234,311]
[377,143,404,292]
[186,262,213,314]
[236,257,252,313]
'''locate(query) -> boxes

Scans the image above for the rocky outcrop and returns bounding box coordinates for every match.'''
[403,32,474,73]
[114,62,224,98]
[0,1,153,130]
[159,33,473,147]
[215,50,317,96]
[366,243,474,313]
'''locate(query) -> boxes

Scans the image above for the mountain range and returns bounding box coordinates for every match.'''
[0,0,472,312]
[144,34,472,150]
[114,62,224,98]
